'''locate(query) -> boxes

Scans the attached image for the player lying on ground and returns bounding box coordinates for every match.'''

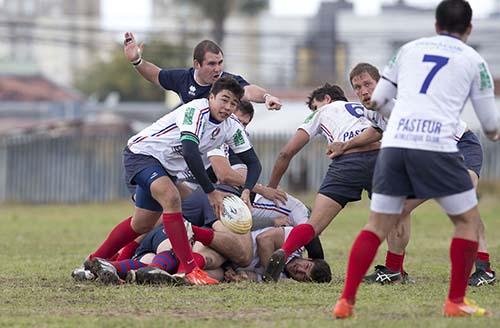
[84,221,331,285]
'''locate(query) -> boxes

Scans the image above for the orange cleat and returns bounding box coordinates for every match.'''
[185,267,219,286]
[443,298,491,317]
[333,298,354,319]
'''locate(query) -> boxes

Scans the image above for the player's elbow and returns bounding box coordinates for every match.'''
[277,149,293,162]
[215,171,233,185]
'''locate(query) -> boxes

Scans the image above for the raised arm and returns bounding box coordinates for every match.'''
[268,129,309,188]
[124,32,161,86]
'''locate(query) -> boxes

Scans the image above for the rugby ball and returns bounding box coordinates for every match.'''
[220,195,252,234]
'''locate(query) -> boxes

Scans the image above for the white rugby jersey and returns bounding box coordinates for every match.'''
[299,101,372,143]
[381,34,494,152]
[237,226,302,281]
[127,98,252,176]
[364,108,388,131]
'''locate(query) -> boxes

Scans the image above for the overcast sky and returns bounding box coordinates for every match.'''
[102,0,497,30]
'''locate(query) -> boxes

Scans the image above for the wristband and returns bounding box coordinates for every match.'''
[131,57,143,66]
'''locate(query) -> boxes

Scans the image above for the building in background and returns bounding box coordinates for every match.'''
[335,0,500,84]
[0,0,102,86]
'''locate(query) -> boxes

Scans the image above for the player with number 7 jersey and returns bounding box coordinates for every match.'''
[263,83,381,282]
[334,0,500,319]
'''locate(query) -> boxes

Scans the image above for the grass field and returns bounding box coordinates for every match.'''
[1,194,499,327]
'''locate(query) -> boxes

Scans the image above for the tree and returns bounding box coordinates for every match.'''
[182,0,269,45]
[75,41,188,101]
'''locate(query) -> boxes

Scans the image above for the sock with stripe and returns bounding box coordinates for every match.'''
[110,259,146,278]
[150,250,179,273]
[162,212,197,274]
[341,230,382,304]
[448,238,478,304]
[90,216,141,260]
[281,224,315,258]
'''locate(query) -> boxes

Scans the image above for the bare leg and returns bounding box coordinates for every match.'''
[308,194,344,235]
[209,220,253,267]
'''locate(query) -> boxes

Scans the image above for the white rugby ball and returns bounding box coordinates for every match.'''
[220,195,252,234]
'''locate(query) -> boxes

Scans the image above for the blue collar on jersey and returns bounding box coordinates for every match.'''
[209,113,223,124]
[439,32,462,40]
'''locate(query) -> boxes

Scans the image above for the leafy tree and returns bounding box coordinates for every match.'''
[75,41,188,101]
[182,0,268,45]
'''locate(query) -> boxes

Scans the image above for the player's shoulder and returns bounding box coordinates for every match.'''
[176,98,209,116]
[161,67,191,77]
[225,113,245,128]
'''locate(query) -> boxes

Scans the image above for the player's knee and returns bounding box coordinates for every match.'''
[155,192,181,210]
[234,250,252,267]
[131,217,156,234]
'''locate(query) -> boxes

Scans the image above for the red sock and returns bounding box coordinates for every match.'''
[162,213,197,274]
[341,230,382,303]
[109,253,119,261]
[192,226,214,246]
[476,251,492,272]
[192,252,206,269]
[477,252,489,262]
[385,251,404,272]
[90,216,140,260]
[448,238,478,304]
[116,240,140,261]
[282,224,315,257]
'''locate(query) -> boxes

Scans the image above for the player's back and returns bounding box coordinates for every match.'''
[383,34,488,151]
[300,101,372,143]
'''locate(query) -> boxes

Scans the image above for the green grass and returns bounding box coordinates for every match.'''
[1,195,499,327]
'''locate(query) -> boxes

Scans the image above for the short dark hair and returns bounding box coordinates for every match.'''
[193,40,223,65]
[436,0,472,35]
[210,76,244,100]
[307,83,348,110]
[349,63,380,85]
[310,259,332,283]
[237,100,254,121]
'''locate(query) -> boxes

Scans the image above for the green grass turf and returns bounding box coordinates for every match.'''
[1,194,499,327]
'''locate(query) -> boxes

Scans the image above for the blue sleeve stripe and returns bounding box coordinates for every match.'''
[381,76,397,87]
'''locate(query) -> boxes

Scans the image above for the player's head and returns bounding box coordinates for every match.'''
[349,63,380,108]
[307,83,348,111]
[234,100,254,128]
[435,0,472,39]
[193,40,224,85]
[209,76,244,122]
[285,258,332,283]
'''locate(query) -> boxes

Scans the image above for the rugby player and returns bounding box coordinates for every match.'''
[333,0,499,318]
[82,76,262,286]
[332,62,496,287]
[262,84,379,282]
[123,32,282,110]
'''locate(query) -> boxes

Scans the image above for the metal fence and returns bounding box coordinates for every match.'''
[0,132,499,204]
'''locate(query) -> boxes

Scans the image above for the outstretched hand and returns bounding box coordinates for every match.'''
[265,95,282,110]
[123,32,144,62]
